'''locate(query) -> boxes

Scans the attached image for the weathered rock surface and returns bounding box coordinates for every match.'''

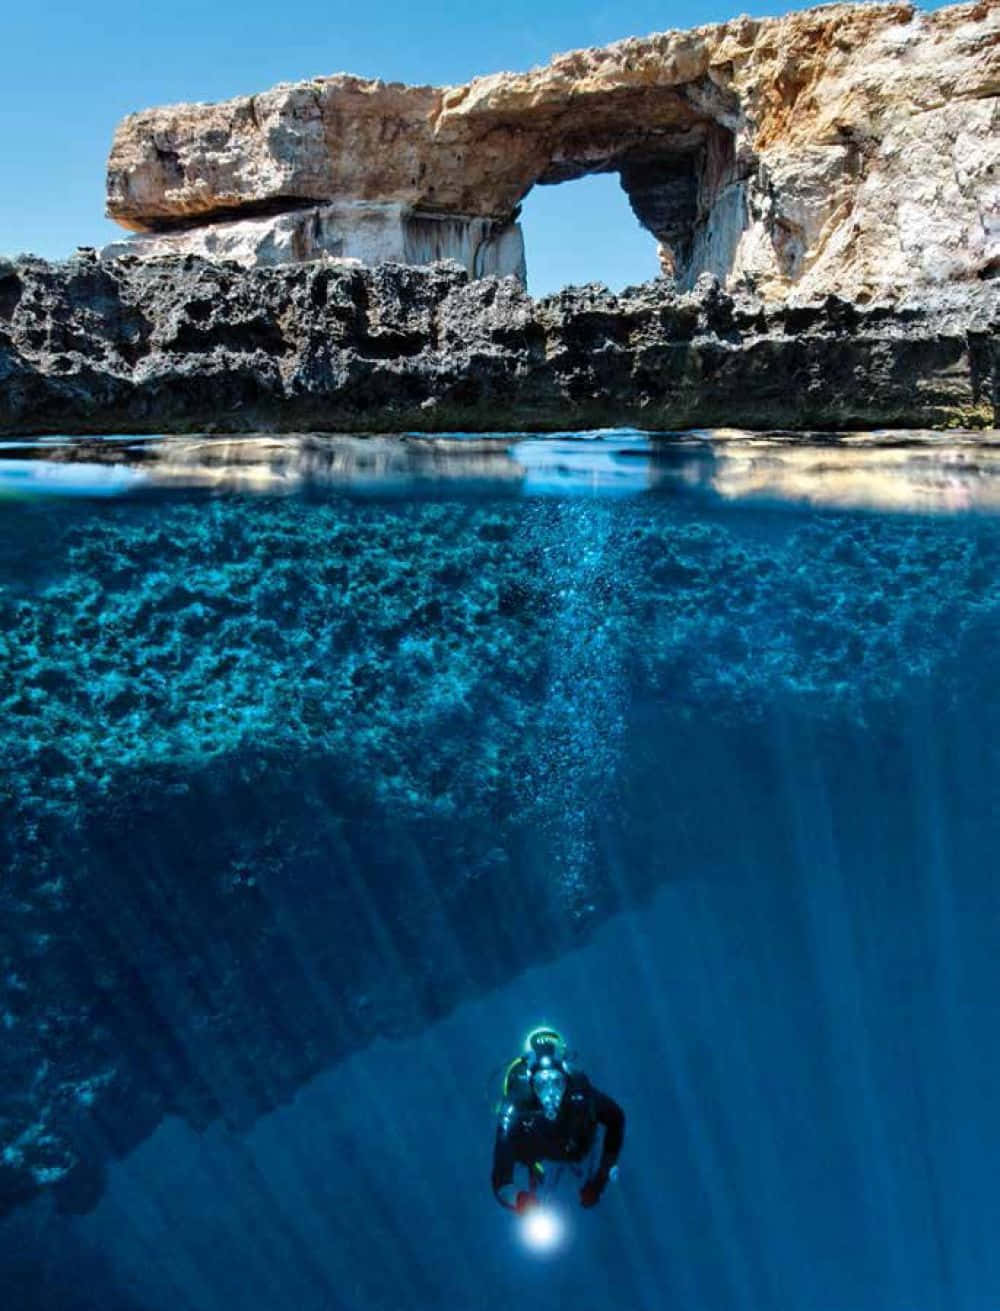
[105,1,999,298]
[0,252,996,434]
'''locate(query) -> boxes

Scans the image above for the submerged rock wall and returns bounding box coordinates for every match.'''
[104,1,999,299]
[0,252,996,435]
[3,465,1000,1216]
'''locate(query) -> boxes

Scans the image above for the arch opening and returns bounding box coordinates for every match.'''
[517,173,659,298]
[519,113,746,297]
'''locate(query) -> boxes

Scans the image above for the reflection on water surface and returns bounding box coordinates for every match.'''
[1,429,999,511]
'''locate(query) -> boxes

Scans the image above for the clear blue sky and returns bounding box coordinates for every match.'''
[2,0,949,295]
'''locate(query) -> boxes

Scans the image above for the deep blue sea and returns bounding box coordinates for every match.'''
[2,430,1000,1311]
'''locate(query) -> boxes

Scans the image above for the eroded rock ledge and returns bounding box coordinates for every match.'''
[0,253,996,434]
[104,1,1000,300]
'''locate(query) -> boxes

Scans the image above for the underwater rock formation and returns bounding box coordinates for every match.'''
[105,1,999,299]
[3,456,1000,1216]
[0,251,996,434]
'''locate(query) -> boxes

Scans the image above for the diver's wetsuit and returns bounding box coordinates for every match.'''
[491,1069,625,1210]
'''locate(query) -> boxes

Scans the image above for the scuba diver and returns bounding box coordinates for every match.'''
[491,1027,625,1214]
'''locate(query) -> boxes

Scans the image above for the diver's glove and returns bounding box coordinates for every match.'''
[515,1191,538,1215]
[579,1171,608,1208]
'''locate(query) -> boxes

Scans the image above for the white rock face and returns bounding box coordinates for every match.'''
[402,213,526,281]
[741,14,1000,300]
[102,203,526,282]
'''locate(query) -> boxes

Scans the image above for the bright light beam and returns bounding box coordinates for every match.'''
[519,1205,567,1255]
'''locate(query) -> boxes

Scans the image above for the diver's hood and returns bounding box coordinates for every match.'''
[532,1066,567,1120]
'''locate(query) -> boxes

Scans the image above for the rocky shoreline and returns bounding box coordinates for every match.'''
[5,1,997,437]
[1,252,997,435]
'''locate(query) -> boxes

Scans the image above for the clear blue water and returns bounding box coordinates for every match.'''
[2,431,1000,1311]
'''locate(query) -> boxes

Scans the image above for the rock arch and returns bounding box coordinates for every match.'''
[104,2,999,302]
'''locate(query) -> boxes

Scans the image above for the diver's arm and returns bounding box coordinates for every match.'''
[492,1153,520,1210]
[491,1111,520,1211]
[594,1091,625,1176]
[581,1090,625,1206]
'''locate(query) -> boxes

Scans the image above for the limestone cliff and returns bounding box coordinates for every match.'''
[105,1,999,300]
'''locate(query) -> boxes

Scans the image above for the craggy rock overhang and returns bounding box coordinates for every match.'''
[104,1,1000,299]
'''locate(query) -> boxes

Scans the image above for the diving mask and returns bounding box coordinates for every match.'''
[531,1065,567,1119]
